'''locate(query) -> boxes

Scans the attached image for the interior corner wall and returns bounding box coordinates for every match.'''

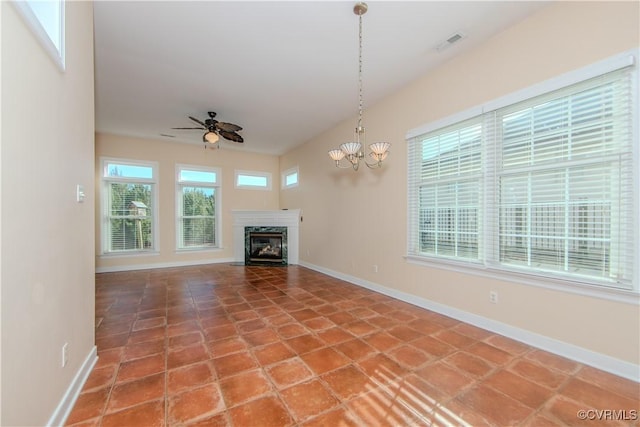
[1,2,95,426]
[94,133,281,272]
[279,1,640,373]
[0,2,4,423]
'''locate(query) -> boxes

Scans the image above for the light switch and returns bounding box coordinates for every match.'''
[76,184,85,203]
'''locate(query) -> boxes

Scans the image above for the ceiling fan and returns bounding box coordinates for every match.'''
[172,111,243,145]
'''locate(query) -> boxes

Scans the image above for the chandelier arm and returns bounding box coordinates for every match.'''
[364,159,383,169]
[334,161,353,169]
[333,158,361,170]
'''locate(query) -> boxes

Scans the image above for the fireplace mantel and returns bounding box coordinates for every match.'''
[232,209,300,264]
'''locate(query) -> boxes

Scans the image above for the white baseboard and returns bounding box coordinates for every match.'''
[47,346,98,427]
[95,257,235,273]
[299,261,640,382]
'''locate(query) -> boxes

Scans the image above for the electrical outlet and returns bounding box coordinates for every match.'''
[489,291,499,304]
[373,265,378,273]
[62,343,69,367]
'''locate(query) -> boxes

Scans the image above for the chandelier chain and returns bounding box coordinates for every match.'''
[357,10,364,132]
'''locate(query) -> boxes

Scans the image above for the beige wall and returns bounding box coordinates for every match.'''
[280,1,640,370]
[95,133,280,271]
[1,2,95,425]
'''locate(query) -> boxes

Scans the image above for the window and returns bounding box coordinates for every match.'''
[176,165,220,250]
[12,0,65,69]
[235,170,272,190]
[407,52,637,292]
[101,159,157,254]
[413,117,483,260]
[282,166,299,189]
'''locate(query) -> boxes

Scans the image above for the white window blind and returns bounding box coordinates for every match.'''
[407,57,636,291]
[408,117,483,260]
[491,68,635,286]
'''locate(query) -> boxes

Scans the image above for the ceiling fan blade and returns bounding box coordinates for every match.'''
[216,122,243,132]
[219,130,244,143]
[188,116,207,127]
[171,127,204,130]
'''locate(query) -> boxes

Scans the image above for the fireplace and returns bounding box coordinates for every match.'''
[232,210,299,265]
[245,226,288,265]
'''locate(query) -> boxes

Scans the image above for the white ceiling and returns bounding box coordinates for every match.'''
[94,1,549,155]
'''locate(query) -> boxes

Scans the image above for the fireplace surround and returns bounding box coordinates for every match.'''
[245,226,287,265]
[232,209,300,265]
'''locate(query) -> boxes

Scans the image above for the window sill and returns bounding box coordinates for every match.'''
[176,247,223,254]
[405,255,639,305]
[99,251,160,259]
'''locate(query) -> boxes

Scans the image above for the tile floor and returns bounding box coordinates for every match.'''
[66,264,639,426]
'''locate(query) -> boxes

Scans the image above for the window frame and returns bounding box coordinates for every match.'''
[406,50,639,300]
[282,166,299,189]
[11,0,65,71]
[175,164,221,251]
[235,170,272,190]
[100,157,159,256]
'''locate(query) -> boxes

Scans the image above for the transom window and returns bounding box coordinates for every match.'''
[407,52,637,292]
[101,158,157,254]
[235,170,272,190]
[177,165,220,250]
[282,166,299,189]
[12,0,65,69]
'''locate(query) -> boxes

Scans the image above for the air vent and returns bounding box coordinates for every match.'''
[436,31,467,52]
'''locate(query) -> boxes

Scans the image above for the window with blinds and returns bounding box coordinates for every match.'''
[177,165,220,250]
[410,118,483,260]
[407,53,637,291]
[102,159,157,253]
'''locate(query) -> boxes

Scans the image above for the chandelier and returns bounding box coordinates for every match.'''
[328,2,391,170]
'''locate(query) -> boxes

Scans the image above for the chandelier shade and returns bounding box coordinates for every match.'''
[328,149,346,161]
[369,142,391,155]
[340,142,362,155]
[369,150,388,162]
[328,2,391,171]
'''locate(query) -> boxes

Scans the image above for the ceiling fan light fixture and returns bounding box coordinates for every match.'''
[203,131,220,144]
[173,112,242,147]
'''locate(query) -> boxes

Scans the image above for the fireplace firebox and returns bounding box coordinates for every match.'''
[244,226,288,265]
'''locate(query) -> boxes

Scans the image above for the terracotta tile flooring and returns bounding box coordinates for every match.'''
[66,264,639,426]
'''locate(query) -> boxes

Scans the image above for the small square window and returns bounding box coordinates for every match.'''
[282,166,299,189]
